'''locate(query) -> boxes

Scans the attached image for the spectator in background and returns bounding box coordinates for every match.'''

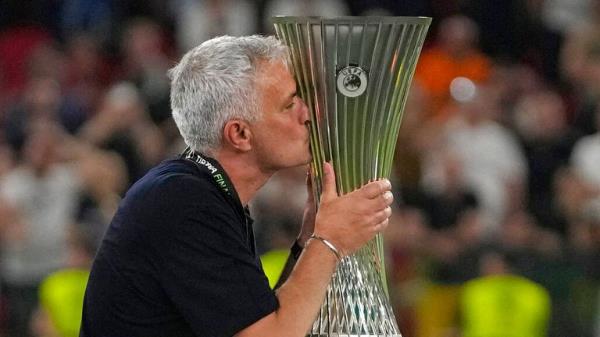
[58,0,114,48]
[30,222,97,337]
[559,0,600,91]
[539,0,592,81]
[483,63,546,127]
[460,249,552,337]
[0,25,51,109]
[393,83,430,194]
[170,0,259,53]
[262,0,349,33]
[78,82,166,185]
[2,40,91,149]
[62,33,115,129]
[427,207,486,285]
[348,0,431,17]
[571,104,600,194]
[60,136,128,234]
[420,149,479,231]
[460,0,533,62]
[407,194,484,337]
[571,198,600,276]
[0,122,82,337]
[540,0,592,47]
[385,206,430,337]
[414,15,492,121]
[4,76,62,152]
[512,88,581,233]
[560,3,600,136]
[421,86,528,235]
[553,167,596,229]
[120,18,172,124]
[498,210,563,276]
[563,197,600,337]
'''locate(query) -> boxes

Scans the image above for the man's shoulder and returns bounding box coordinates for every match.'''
[119,158,226,214]
[134,158,218,195]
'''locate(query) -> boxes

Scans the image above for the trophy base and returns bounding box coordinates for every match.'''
[306,333,402,337]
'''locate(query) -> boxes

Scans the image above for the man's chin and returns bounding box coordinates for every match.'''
[291,156,312,168]
[289,144,312,168]
[291,153,312,168]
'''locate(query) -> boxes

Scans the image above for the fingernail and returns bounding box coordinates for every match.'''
[384,191,393,201]
[382,179,391,190]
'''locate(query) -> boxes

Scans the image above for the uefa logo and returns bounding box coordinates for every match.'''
[336,66,368,98]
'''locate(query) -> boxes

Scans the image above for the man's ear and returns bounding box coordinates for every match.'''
[222,119,252,152]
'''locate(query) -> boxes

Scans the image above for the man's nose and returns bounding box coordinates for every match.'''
[298,98,309,124]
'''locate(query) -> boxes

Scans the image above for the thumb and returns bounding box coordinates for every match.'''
[320,162,338,202]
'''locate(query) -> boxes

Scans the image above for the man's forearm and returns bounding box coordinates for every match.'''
[274,239,338,331]
[274,239,304,289]
[236,239,338,337]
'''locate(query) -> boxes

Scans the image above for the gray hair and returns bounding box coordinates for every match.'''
[168,35,290,154]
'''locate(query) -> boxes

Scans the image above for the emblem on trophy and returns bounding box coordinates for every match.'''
[337,66,368,97]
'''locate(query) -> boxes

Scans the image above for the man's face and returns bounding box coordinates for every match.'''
[250,60,311,171]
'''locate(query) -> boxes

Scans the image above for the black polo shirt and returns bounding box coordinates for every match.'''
[80,157,278,337]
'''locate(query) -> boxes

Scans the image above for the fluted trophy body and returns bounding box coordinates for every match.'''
[273,16,430,336]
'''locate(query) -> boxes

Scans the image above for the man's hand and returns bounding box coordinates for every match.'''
[313,162,393,257]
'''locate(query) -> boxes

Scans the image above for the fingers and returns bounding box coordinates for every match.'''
[373,218,390,232]
[371,207,392,233]
[359,179,392,199]
[382,191,394,207]
[371,206,392,225]
[361,189,394,212]
[320,162,338,202]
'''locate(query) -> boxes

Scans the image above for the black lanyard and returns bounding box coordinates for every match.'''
[181,147,235,199]
[180,148,255,253]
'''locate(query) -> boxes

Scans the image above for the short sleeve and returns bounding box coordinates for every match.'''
[157,187,278,337]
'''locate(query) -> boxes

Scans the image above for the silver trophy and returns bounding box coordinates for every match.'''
[273,16,431,336]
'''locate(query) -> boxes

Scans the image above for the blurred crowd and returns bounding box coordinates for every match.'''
[0,0,599,337]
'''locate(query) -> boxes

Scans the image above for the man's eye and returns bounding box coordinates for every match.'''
[286,97,297,109]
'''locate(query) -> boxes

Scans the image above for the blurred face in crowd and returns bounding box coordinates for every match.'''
[439,15,478,56]
[123,20,164,63]
[514,90,567,141]
[250,60,311,172]
[25,78,61,118]
[23,122,61,175]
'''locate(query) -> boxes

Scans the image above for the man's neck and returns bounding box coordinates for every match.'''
[212,151,273,206]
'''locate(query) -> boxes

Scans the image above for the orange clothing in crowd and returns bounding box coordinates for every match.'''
[415,46,492,120]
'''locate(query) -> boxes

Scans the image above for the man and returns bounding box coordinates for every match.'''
[80,35,393,337]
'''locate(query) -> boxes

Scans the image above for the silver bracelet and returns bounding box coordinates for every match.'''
[309,234,342,261]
